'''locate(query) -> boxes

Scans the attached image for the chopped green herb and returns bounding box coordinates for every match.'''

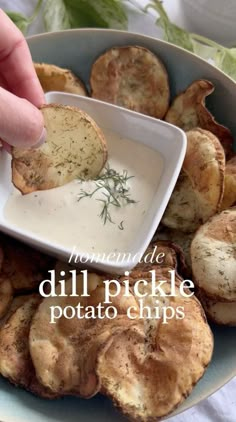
[77,164,137,227]
[118,221,124,230]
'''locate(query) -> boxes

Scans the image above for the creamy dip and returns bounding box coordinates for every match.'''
[4,129,163,254]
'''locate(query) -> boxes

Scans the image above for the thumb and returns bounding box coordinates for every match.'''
[0,87,46,148]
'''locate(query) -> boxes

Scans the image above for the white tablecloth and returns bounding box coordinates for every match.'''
[0,0,235,421]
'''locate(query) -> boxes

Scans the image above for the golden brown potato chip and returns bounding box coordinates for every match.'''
[197,293,236,326]
[197,288,236,326]
[30,273,138,397]
[1,235,54,292]
[0,245,3,271]
[121,241,187,284]
[34,62,87,96]
[220,156,236,210]
[0,295,40,388]
[0,295,54,397]
[98,276,213,421]
[191,208,236,302]
[156,228,194,277]
[162,128,225,232]
[0,295,29,329]
[0,276,13,319]
[165,79,233,158]
[90,45,170,119]
[12,104,108,194]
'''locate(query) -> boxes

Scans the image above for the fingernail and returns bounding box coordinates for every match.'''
[33,127,47,148]
[1,140,12,154]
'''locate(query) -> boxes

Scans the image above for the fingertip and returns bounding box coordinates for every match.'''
[0,89,46,149]
[32,127,47,148]
[15,101,46,148]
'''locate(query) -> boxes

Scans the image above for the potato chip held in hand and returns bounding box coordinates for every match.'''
[12,104,108,194]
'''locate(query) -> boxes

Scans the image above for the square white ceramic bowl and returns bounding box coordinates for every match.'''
[0,93,186,274]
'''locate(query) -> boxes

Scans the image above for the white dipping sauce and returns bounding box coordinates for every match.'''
[5,129,163,254]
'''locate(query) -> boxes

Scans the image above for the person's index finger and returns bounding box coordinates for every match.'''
[0,9,44,106]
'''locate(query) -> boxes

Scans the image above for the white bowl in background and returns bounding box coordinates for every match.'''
[181,0,236,46]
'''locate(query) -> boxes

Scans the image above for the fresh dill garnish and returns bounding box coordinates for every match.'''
[77,164,137,227]
[118,221,124,230]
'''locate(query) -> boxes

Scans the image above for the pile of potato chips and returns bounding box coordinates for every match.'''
[0,45,235,421]
[0,239,214,420]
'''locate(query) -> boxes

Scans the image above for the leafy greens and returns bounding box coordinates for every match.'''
[4,0,236,81]
[143,0,236,80]
[5,0,43,35]
[43,0,128,31]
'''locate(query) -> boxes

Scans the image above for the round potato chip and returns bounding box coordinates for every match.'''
[34,62,87,96]
[0,276,13,319]
[165,79,234,158]
[120,241,187,284]
[0,294,54,397]
[97,277,213,421]
[90,45,170,119]
[0,295,30,329]
[220,156,236,210]
[1,235,54,292]
[29,273,138,397]
[197,290,236,326]
[12,104,108,194]
[162,128,225,232]
[156,228,194,277]
[191,208,236,302]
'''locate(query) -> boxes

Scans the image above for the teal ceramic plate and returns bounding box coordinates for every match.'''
[0,29,235,422]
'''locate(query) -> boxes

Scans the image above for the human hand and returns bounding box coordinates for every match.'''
[0,9,46,150]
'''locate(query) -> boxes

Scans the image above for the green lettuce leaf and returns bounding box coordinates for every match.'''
[146,1,194,51]
[215,48,236,80]
[5,11,29,34]
[6,0,43,34]
[144,0,236,81]
[43,0,71,31]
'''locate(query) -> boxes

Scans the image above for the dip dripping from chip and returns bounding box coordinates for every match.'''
[11,104,108,194]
